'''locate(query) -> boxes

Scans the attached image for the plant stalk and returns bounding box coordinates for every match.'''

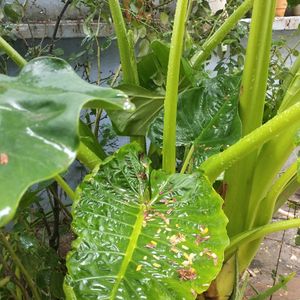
[239,0,276,135]
[279,69,300,113]
[225,218,300,260]
[275,176,299,211]
[279,51,300,103]
[190,0,253,68]
[54,175,75,201]
[201,102,300,182]
[180,144,194,174]
[106,3,145,148]
[108,0,139,85]
[223,0,276,239]
[0,231,41,300]
[162,0,189,173]
[254,162,297,226]
[77,142,102,170]
[0,37,27,67]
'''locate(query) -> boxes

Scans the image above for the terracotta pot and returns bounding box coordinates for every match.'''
[292,4,300,16]
[276,0,288,17]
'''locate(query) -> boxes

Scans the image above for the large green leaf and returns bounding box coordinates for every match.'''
[64,144,229,299]
[109,84,164,136]
[0,57,134,226]
[148,75,241,167]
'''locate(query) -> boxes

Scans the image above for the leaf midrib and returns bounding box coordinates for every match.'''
[110,204,145,299]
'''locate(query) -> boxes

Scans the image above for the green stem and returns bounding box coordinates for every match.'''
[162,0,189,173]
[108,0,139,85]
[239,0,276,135]
[223,0,276,239]
[131,136,146,151]
[94,109,102,137]
[201,102,300,182]
[190,0,253,68]
[278,51,300,107]
[77,142,102,170]
[111,64,122,87]
[270,162,297,201]
[279,68,300,113]
[246,125,299,230]
[185,0,194,24]
[180,144,194,174]
[95,15,102,85]
[236,123,299,271]
[225,218,300,260]
[275,176,299,211]
[249,273,295,300]
[0,37,27,68]
[15,267,22,300]
[254,162,297,226]
[0,231,41,300]
[54,175,75,201]
[106,3,145,149]
[49,186,73,219]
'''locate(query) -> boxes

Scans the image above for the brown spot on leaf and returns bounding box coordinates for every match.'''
[169,233,186,246]
[155,212,170,225]
[195,234,210,245]
[138,172,147,180]
[145,240,157,248]
[240,84,244,97]
[0,153,8,165]
[177,268,197,280]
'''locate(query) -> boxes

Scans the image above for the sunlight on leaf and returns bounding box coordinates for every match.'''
[64,144,229,299]
[0,57,133,226]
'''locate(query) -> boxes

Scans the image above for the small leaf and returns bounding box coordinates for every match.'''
[160,12,169,26]
[0,57,133,226]
[137,40,193,90]
[109,84,164,136]
[249,273,295,300]
[52,48,65,57]
[64,144,229,299]
[3,3,23,22]
[138,39,150,57]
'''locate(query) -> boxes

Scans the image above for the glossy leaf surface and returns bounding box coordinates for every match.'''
[109,84,164,136]
[65,144,229,299]
[148,75,241,167]
[0,57,133,226]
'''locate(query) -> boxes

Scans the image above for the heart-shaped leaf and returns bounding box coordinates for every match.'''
[64,144,229,299]
[148,75,241,168]
[0,57,134,226]
[109,84,164,136]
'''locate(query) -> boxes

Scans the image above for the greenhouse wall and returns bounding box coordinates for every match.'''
[3,1,300,80]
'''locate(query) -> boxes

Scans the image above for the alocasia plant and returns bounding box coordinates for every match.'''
[64,144,228,299]
[1,0,300,299]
